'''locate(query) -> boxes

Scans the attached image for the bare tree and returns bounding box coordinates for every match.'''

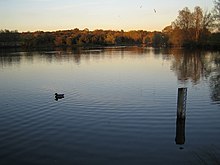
[174,7,194,30]
[193,6,203,41]
[170,6,214,46]
[213,0,220,31]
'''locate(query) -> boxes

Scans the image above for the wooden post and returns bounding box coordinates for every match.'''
[175,88,187,145]
[177,88,187,119]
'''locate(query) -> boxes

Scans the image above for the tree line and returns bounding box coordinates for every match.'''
[0,28,165,48]
[0,1,219,49]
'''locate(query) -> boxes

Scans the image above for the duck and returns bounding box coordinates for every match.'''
[55,93,64,100]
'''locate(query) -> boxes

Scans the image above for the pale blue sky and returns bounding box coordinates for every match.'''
[0,0,214,32]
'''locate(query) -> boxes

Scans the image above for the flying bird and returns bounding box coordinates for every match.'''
[154,9,156,13]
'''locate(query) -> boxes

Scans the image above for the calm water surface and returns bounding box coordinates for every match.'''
[0,47,220,165]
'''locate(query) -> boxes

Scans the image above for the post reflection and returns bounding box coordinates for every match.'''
[175,117,185,145]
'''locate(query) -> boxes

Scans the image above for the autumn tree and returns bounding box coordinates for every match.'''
[194,6,203,41]
[105,31,115,45]
[152,32,168,47]
[213,0,220,31]
[167,6,214,47]
[0,30,20,47]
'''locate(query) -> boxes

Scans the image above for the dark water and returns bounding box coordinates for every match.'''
[0,47,219,165]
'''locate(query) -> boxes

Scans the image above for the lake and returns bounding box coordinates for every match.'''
[0,47,219,165]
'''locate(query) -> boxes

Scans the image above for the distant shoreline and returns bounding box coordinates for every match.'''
[1,45,220,53]
[0,29,220,51]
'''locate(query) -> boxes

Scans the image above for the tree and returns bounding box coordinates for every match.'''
[193,6,203,41]
[0,30,20,47]
[105,32,115,45]
[174,7,194,30]
[213,0,220,31]
[169,6,214,47]
[152,32,168,47]
[173,7,194,43]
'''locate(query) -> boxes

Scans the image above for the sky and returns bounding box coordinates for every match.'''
[0,0,214,32]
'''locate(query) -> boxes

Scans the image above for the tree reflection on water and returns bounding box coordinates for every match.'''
[170,49,220,103]
[0,47,219,103]
[209,52,220,102]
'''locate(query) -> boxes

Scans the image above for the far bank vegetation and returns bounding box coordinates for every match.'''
[0,2,220,49]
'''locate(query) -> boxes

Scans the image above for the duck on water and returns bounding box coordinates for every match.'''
[55,93,64,101]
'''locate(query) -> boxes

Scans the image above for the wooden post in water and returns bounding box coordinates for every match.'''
[177,88,187,119]
[175,88,187,145]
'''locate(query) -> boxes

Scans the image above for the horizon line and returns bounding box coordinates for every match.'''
[1,27,165,33]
